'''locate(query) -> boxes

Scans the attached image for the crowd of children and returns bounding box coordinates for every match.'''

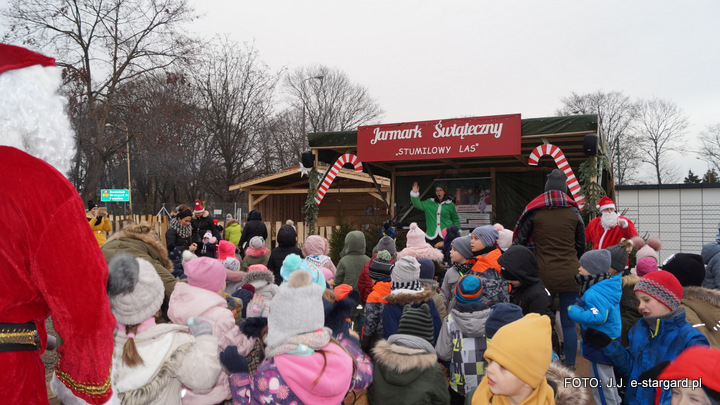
[84,199,720,405]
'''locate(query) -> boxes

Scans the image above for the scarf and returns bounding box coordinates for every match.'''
[574,272,612,296]
[453,261,475,277]
[169,217,192,239]
[266,327,332,359]
[473,376,555,405]
[513,190,579,253]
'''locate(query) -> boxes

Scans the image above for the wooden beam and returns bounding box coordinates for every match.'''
[253,194,270,205]
[368,192,384,201]
[248,187,385,195]
[365,164,390,208]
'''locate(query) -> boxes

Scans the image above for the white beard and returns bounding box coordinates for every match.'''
[601,211,619,229]
[0,65,76,176]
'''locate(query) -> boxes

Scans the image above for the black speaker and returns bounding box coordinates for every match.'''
[583,133,598,156]
[301,150,315,168]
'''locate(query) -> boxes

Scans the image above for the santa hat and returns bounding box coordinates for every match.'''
[597,197,616,212]
[193,199,204,213]
[0,43,56,74]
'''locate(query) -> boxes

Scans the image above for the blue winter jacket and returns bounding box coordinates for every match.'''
[603,309,709,405]
[701,243,720,289]
[569,274,622,364]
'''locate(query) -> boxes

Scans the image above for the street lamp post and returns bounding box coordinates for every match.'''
[105,123,132,214]
[300,75,324,139]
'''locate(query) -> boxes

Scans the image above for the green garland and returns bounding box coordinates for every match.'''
[302,169,323,234]
[578,155,611,221]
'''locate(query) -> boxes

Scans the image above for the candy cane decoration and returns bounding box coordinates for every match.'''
[528,143,586,209]
[315,154,363,205]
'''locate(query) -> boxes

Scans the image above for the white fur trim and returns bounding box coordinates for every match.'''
[115,332,173,392]
[50,372,120,405]
[597,203,615,212]
[410,190,420,198]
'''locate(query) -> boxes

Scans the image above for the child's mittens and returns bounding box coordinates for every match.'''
[246,294,266,318]
[584,327,612,348]
[188,317,213,337]
[220,345,249,374]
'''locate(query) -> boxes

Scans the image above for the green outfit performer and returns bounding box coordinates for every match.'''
[410,181,461,243]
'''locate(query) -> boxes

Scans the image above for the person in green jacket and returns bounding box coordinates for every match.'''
[411,181,460,244]
[335,230,371,290]
[224,218,243,248]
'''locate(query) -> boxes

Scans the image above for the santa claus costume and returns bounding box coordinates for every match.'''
[585,197,639,250]
[0,44,116,404]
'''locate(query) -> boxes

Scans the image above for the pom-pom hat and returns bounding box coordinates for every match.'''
[597,196,616,212]
[184,256,227,293]
[193,199,204,213]
[634,270,683,311]
[107,254,164,326]
[266,270,325,350]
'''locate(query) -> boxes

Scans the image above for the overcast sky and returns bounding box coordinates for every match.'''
[2,0,718,181]
[185,0,719,181]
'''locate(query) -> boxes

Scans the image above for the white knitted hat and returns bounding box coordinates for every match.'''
[266,270,325,351]
[107,254,164,325]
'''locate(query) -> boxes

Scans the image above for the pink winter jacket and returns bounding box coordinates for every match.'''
[168,282,255,404]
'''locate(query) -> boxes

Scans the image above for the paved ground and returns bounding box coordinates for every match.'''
[42,317,61,404]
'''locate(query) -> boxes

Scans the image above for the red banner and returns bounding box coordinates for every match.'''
[357,114,521,162]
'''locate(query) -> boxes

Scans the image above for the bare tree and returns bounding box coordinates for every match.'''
[2,0,198,201]
[193,37,279,201]
[634,98,689,184]
[556,91,641,184]
[700,124,720,174]
[283,65,383,146]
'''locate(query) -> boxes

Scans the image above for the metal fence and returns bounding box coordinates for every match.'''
[619,203,720,262]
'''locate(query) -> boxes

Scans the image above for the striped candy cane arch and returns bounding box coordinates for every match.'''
[528,143,586,209]
[314,154,364,205]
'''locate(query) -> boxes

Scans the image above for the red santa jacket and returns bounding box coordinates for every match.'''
[585,215,638,250]
[0,147,115,404]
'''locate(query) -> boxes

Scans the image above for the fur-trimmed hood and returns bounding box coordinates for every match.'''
[383,286,434,305]
[545,363,590,405]
[372,339,438,380]
[105,230,173,272]
[683,285,720,306]
[242,269,275,286]
[622,273,640,288]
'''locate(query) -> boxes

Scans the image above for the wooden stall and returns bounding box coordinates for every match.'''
[229,165,391,245]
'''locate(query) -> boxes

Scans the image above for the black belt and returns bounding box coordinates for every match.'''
[0,322,40,352]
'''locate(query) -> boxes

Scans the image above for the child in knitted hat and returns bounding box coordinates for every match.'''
[199,231,218,258]
[654,346,720,405]
[568,249,622,404]
[361,249,394,353]
[470,225,502,273]
[240,264,278,318]
[369,303,451,404]
[280,253,326,288]
[167,256,255,403]
[382,256,443,344]
[397,222,445,263]
[223,255,245,295]
[357,236,397,305]
[107,254,222,403]
[418,257,447,320]
[240,236,269,272]
[473,313,556,404]
[585,270,710,405]
[302,234,336,275]
[436,274,493,403]
[440,235,475,309]
[221,270,373,404]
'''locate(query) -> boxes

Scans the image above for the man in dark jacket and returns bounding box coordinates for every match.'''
[512,169,585,369]
[238,210,268,250]
[267,224,303,285]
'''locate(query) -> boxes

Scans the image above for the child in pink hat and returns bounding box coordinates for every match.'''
[168,257,254,404]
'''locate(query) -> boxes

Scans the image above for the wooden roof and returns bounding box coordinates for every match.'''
[229,165,390,192]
